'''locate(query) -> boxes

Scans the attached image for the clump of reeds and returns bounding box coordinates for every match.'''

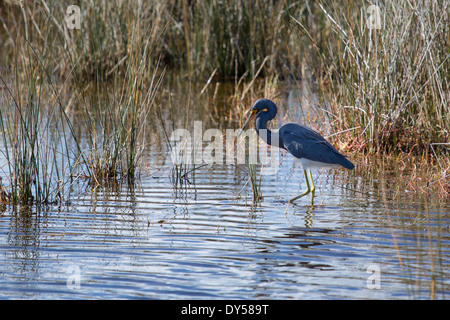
[0,44,81,205]
[63,0,165,184]
[246,163,262,205]
[155,76,198,188]
[76,43,164,185]
[0,1,165,206]
[293,0,449,156]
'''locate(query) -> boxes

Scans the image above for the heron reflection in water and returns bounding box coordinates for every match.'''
[240,99,354,205]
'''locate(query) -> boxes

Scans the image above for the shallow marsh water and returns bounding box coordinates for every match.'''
[0,85,448,299]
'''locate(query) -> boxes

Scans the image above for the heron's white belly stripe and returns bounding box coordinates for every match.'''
[299,158,340,169]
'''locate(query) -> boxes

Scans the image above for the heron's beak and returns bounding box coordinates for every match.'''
[239,109,257,136]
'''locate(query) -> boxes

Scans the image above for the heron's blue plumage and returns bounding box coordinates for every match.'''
[280,124,354,169]
[241,98,354,203]
[250,99,354,170]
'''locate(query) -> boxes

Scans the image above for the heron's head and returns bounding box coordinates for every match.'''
[239,99,277,134]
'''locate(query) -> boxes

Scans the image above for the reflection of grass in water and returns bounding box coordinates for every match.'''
[169,164,191,188]
[237,137,264,207]
[386,205,447,300]
[352,157,448,299]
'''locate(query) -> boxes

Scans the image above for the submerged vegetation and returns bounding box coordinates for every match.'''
[0,0,448,206]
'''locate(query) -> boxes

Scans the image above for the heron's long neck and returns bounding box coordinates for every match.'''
[255,116,283,149]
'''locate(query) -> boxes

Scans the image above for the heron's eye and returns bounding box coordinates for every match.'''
[262,108,268,112]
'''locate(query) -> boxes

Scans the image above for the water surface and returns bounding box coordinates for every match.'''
[0,85,448,299]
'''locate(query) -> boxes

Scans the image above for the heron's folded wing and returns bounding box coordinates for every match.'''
[282,128,353,169]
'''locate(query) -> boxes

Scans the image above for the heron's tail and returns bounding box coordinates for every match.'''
[340,157,355,170]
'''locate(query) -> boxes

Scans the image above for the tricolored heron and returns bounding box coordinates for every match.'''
[240,99,354,204]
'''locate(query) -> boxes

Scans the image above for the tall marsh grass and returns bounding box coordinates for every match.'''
[0,0,448,204]
[75,36,164,184]
[0,47,80,205]
[293,1,449,155]
[0,0,164,205]
[1,0,304,80]
[295,0,449,195]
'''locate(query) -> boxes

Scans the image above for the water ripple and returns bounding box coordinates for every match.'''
[0,161,447,299]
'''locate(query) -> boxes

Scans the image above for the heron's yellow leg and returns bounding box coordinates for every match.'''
[289,170,311,203]
[308,170,315,204]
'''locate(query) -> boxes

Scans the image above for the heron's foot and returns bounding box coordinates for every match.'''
[289,169,314,204]
[289,187,315,205]
[288,189,311,203]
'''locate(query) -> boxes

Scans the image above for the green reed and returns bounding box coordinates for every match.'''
[247,163,262,205]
